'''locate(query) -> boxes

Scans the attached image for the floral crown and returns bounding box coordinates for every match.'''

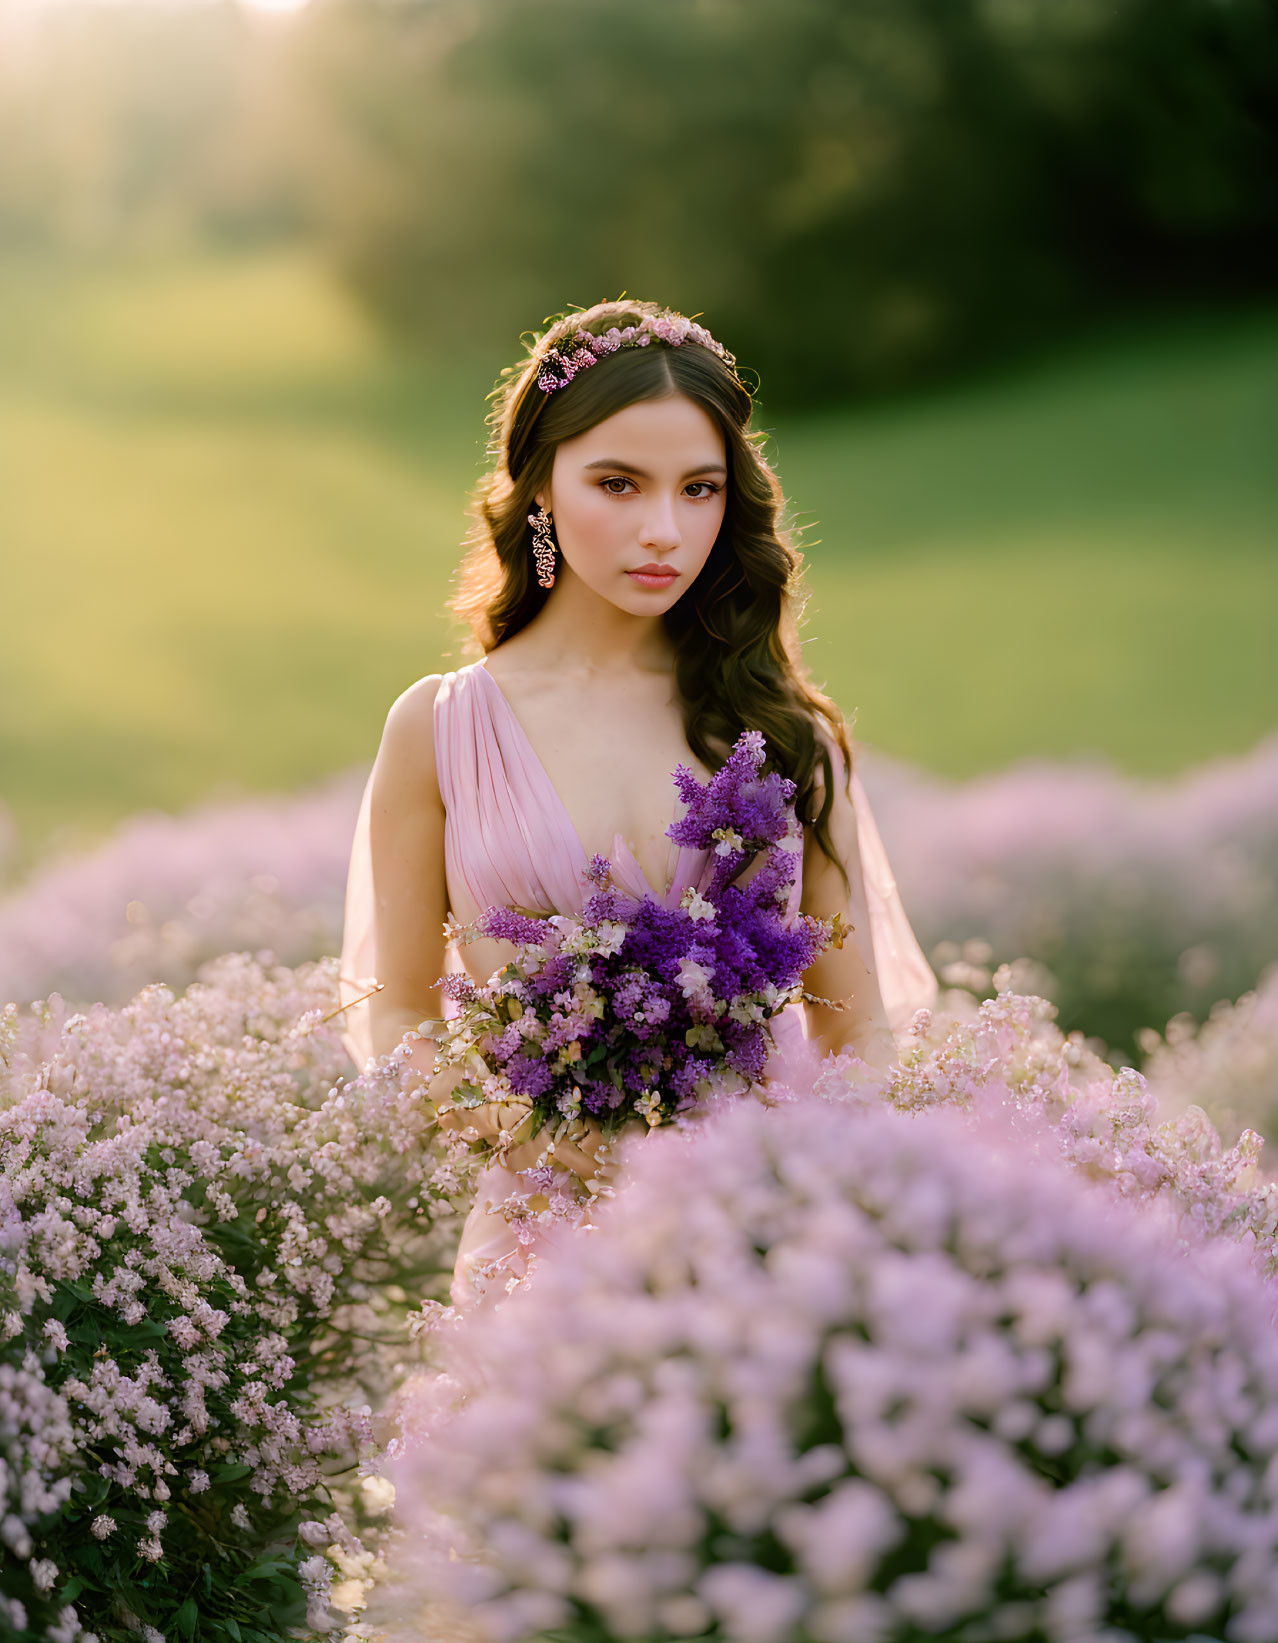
[535,310,738,394]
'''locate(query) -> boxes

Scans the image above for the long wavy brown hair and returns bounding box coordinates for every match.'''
[450,298,855,883]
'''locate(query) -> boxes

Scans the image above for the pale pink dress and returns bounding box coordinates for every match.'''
[337,659,938,1308]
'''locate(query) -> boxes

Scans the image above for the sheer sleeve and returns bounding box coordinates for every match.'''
[336,757,466,1072]
[336,765,379,1071]
[845,741,938,1037]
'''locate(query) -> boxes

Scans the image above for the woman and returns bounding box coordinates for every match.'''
[338,298,937,1307]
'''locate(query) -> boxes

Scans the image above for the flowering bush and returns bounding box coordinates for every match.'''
[0,772,362,1014]
[0,954,469,1643]
[868,734,1278,1061]
[1137,960,1278,1172]
[389,1066,1278,1643]
[788,981,1278,1284]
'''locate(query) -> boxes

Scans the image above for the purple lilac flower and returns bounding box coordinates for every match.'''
[476,907,556,947]
[434,732,832,1164]
[441,972,481,1005]
[505,1056,555,1101]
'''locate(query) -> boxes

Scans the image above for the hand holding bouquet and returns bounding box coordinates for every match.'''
[429,1063,612,1182]
[424,732,842,1185]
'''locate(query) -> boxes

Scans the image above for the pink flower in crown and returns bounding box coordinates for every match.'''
[536,312,734,393]
[652,313,692,345]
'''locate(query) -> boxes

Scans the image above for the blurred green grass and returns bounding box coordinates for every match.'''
[1,246,1275,874]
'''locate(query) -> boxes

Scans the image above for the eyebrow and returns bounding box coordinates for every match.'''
[582,459,728,480]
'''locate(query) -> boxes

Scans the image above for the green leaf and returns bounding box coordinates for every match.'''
[224,1621,242,1641]
[243,1557,292,1581]
[172,1597,199,1636]
[126,1319,169,1341]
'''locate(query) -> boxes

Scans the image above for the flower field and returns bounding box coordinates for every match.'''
[388,1020,1278,1643]
[2,736,1276,1641]
[3,20,1275,1635]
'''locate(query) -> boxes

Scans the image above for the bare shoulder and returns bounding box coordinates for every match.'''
[387,670,447,728]
[373,672,448,804]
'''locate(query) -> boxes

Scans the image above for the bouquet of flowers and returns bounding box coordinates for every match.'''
[427,732,842,1173]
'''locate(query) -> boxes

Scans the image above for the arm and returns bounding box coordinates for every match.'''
[798,740,898,1074]
[364,676,450,1063]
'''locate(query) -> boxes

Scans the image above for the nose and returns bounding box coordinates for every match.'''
[638,492,681,552]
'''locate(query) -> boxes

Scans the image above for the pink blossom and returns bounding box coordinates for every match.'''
[2,953,471,1637]
[390,1072,1278,1642]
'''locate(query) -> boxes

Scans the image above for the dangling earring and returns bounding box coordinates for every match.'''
[528,505,557,589]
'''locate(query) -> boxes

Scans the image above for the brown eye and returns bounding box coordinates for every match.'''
[601,477,633,495]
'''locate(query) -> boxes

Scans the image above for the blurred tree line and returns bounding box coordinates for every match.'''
[0,1,309,251]
[2,0,1275,407]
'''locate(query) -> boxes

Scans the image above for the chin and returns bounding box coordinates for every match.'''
[614,585,687,616]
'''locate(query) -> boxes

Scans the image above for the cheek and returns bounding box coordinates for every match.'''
[563,488,625,548]
[693,498,728,560]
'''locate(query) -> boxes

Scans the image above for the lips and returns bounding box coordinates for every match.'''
[627,563,680,586]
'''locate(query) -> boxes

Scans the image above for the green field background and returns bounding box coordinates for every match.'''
[2,247,1275,876]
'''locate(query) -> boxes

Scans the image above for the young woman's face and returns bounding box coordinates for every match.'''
[536,393,728,615]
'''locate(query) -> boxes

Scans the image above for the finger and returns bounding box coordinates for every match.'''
[427,1064,469,1105]
[442,1100,528,1142]
[494,1139,543,1174]
[442,1106,502,1143]
[569,1118,604,1151]
[562,1115,607,1153]
[551,1137,608,1179]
